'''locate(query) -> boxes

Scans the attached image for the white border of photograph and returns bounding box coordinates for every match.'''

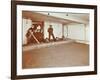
[17,5,94,75]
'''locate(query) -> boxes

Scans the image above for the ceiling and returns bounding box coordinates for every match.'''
[22,11,89,24]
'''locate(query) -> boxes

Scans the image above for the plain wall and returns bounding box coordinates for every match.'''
[65,23,89,44]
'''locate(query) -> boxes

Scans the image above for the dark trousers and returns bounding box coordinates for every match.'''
[49,33,55,41]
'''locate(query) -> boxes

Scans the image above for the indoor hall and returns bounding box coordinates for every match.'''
[22,11,89,69]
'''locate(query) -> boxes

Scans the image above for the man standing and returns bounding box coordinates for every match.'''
[48,25,56,41]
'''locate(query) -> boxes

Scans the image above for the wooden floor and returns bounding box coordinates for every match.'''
[22,42,89,69]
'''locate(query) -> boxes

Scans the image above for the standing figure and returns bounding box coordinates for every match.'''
[48,25,56,41]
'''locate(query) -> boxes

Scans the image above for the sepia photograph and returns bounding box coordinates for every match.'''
[11,1,97,79]
[22,11,90,69]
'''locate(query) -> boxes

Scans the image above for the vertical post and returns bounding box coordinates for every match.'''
[66,25,68,37]
[84,24,86,42]
[62,24,64,38]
